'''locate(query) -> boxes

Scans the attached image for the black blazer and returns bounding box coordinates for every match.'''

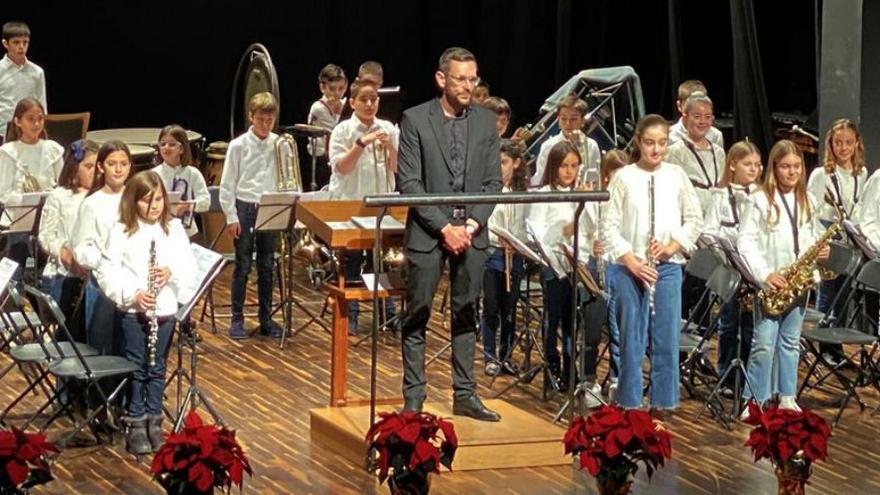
[397,98,502,252]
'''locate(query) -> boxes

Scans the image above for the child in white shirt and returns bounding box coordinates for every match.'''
[532,94,600,187]
[0,22,47,135]
[151,124,210,238]
[307,64,347,189]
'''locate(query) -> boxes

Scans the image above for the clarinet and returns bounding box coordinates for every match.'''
[646,176,656,317]
[146,239,159,367]
[597,204,606,289]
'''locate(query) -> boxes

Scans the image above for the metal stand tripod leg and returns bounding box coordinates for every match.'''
[171,330,224,431]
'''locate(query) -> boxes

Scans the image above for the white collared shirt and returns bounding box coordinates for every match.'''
[328,116,399,199]
[219,127,278,224]
[96,219,194,317]
[531,133,601,187]
[0,55,47,129]
[151,162,211,237]
[738,189,823,285]
[38,186,86,278]
[70,189,122,270]
[307,96,346,157]
[0,139,63,204]
[703,184,754,243]
[487,186,528,248]
[853,169,880,252]
[602,162,703,265]
[668,118,724,149]
[665,137,726,212]
[806,165,867,222]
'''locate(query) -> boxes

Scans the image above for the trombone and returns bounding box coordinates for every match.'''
[371,136,404,269]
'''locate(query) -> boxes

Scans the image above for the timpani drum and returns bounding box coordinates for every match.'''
[203,141,228,186]
[128,144,157,171]
[86,127,205,170]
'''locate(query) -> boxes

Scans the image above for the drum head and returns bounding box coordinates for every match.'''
[230,43,280,138]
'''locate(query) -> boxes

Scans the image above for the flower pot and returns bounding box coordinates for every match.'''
[775,459,811,495]
[596,476,632,495]
[388,471,431,495]
[158,478,214,495]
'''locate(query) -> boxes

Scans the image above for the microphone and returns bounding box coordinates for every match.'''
[791,124,819,142]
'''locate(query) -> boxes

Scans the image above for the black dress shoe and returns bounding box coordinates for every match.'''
[402,398,423,413]
[452,395,501,422]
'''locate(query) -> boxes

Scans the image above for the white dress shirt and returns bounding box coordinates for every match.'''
[668,118,724,149]
[0,139,63,204]
[602,162,703,265]
[0,55,47,130]
[307,97,346,157]
[151,162,210,237]
[526,185,579,278]
[96,219,194,317]
[39,186,87,278]
[328,115,398,199]
[806,165,867,222]
[665,137,726,212]
[737,190,823,285]
[853,169,880,252]
[531,132,601,187]
[703,184,754,243]
[70,189,122,270]
[219,127,278,225]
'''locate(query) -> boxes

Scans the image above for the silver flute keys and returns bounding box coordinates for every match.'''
[146,239,159,368]
[646,176,656,318]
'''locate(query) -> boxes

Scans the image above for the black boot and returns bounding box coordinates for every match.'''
[561,355,574,393]
[125,417,152,455]
[547,356,565,392]
[147,415,165,452]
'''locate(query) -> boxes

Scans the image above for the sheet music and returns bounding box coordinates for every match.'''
[176,244,225,321]
[326,221,357,230]
[0,258,19,295]
[255,192,299,232]
[491,225,546,267]
[360,273,405,292]
[299,191,331,202]
[843,220,878,259]
[351,216,405,231]
[716,237,763,288]
[1,192,47,234]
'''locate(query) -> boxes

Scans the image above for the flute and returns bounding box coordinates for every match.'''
[646,176,656,317]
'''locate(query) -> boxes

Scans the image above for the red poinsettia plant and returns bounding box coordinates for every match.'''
[564,405,672,488]
[0,428,58,494]
[365,411,457,489]
[742,401,830,464]
[150,411,253,494]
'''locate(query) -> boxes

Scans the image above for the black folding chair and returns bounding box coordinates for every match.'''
[24,286,138,446]
[798,259,880,427]
[803,241,863,325]
[678,248,725,396]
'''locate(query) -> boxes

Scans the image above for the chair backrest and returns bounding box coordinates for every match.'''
[685,248,722,281]
[820,241,862,277]
[44,112,90,151]
[705,264,742,305]
[856,259,880,293]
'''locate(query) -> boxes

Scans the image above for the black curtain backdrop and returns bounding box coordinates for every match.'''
[5,1,816,148]
[730,0,774,152]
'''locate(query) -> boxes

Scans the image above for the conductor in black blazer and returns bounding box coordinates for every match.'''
[397,47,503,421]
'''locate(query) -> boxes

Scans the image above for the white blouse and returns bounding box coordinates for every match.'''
[737,189,823,285]
[526,185,577,278]
[665,138,726,212]
[151,162,211,237]
[96,219,194,317]
[487,186,528,249]
[806,165,867,222]
[38,186,87,278]
[328,116,399,199]
[532,133,601,187]
[70,189,122,270]
[853,169,880,252]
[602,162,703,265]
[0,139,63,205]
[703,184,754,243]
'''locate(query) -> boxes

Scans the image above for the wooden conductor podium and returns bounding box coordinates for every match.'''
[295,200,408,407]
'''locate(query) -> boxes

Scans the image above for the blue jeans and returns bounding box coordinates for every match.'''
[121,313,174,418]
[743,303,805,404]
[344,250,396,332]
[598,261,620,379]
[85,277,123,356]
[717,298,754,386]
[610,263,682,409]
[480,251,523,362]
[541,268,572,364]
[41,274,64,305]
[816,275,847,354]
[231,200,278,324]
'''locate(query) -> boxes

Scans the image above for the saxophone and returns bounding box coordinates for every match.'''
[146,239,159,367]
[757,205,842,317]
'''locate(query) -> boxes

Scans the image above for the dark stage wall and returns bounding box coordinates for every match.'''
[7,1,816,144]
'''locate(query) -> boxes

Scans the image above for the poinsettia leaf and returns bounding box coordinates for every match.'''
[183,411,204,430]
[6,458,29,487]
[580,450,601,476]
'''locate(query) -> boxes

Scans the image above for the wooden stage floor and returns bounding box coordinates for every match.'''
[4,264,880,494]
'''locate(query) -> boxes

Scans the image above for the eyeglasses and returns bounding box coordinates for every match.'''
[446,74,481,86]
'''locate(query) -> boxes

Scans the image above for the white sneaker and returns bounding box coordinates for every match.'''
[584,382,603,409]
[607,380,618,404]
[779,396,802,412]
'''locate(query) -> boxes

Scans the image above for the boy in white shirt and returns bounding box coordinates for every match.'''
[219,92,282,340]
[668,80,723,149]
[0,22,47,139]
[328,78,399,334]
[532,94,600,187]
[307,64,347,189]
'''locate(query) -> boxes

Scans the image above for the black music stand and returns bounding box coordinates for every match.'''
[0,193,48,286]
[169,245,228,431]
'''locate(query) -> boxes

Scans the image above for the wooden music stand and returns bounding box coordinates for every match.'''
[296,200,407,407]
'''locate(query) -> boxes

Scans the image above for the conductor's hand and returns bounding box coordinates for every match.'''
[228,222,242,239]
[133,290,156,313]
[441,224,471,254]
[765,273,788,290]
